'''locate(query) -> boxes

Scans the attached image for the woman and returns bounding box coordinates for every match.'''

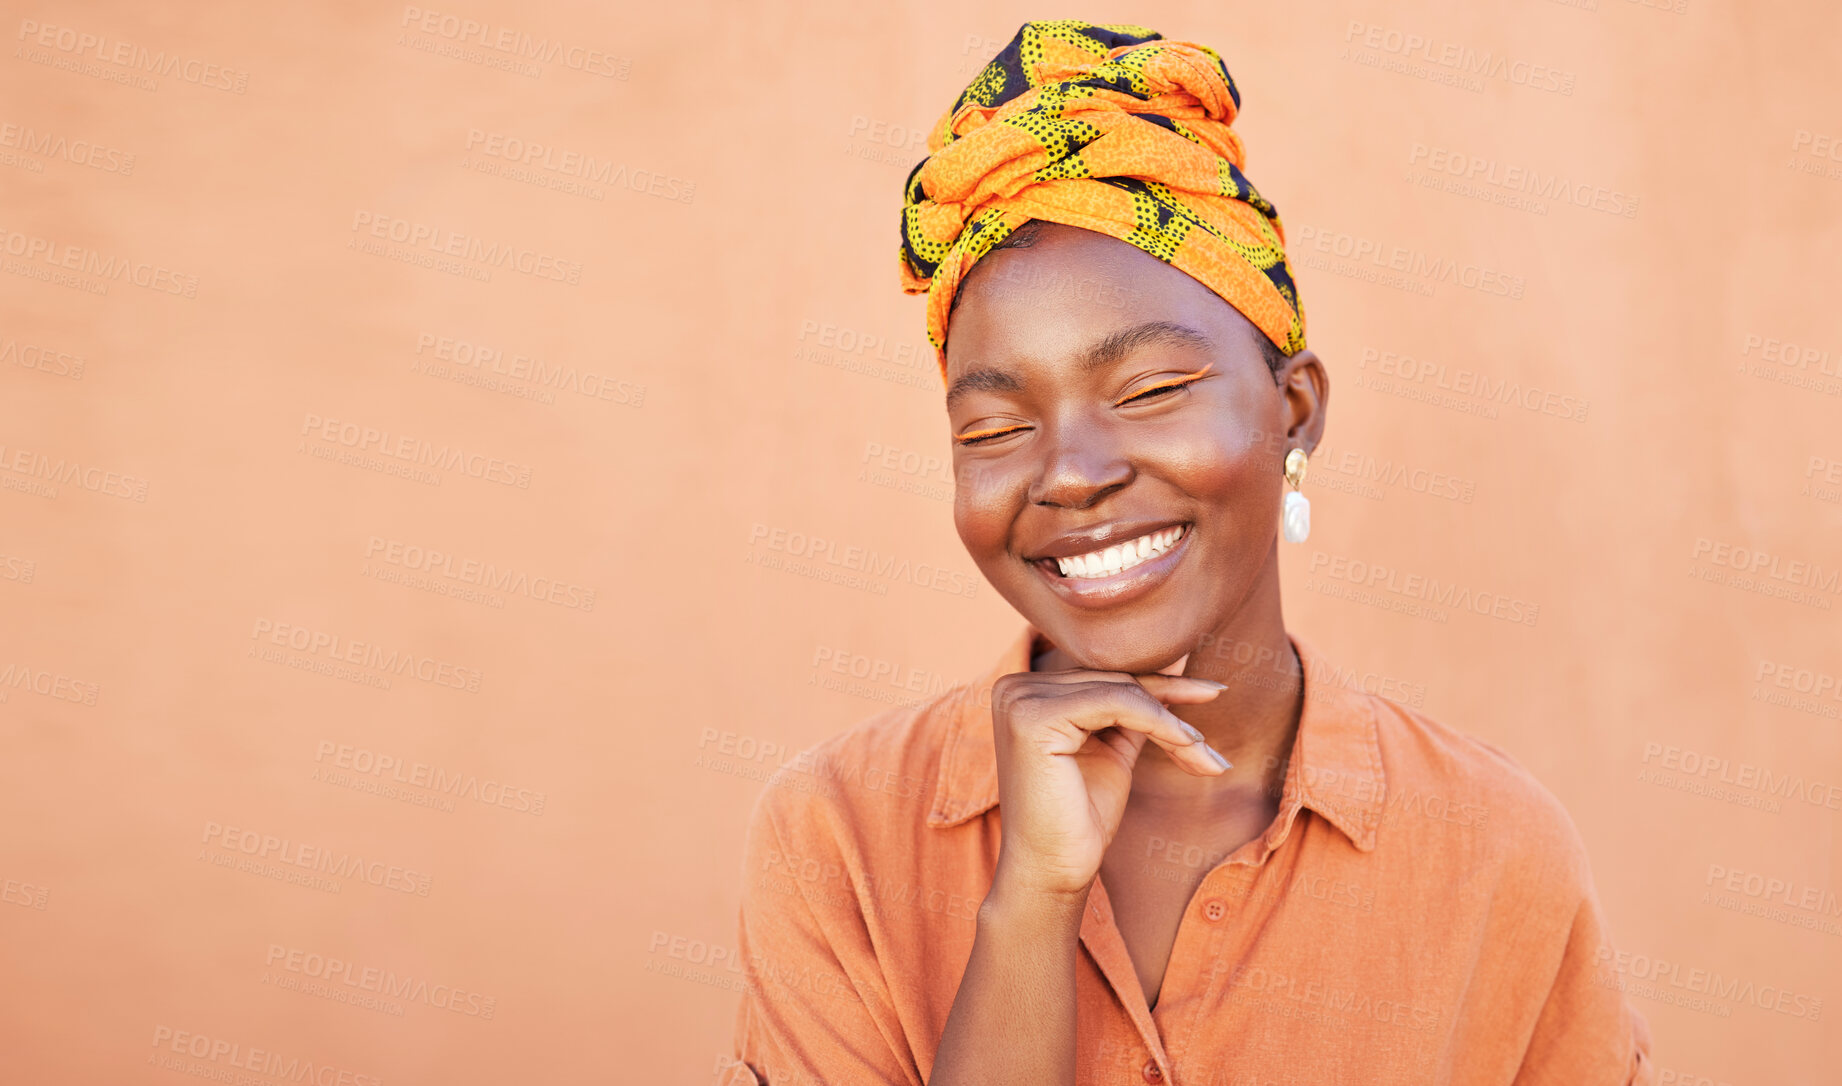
[723,22,1652,1085]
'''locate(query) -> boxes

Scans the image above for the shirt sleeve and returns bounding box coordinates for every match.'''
[718,785,922,1086]
[1512,883,1655,1086]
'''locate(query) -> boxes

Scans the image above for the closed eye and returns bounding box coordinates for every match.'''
[1113,364,1215,407]
[956,424,1028,446]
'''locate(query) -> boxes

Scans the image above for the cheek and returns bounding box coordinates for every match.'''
[1167,427,1281,525]
[952,459,1015,557]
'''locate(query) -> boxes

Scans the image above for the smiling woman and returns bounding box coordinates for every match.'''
[723,21,1652,1086]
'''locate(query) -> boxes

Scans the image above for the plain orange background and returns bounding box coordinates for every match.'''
[2,2,1839,1083]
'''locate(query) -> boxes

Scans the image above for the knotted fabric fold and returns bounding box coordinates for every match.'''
[899,21,1306,380]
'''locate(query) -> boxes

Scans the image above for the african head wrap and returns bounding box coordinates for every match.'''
[899,21,1306,380]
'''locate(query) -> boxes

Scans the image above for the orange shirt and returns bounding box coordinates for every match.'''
[720,624,1653,1085]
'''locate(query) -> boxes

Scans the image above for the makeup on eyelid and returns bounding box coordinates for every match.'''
[952,363,1216,445]
[1111,362,1215,406]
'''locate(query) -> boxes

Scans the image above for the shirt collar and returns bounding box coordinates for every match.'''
[926,622,1386,852]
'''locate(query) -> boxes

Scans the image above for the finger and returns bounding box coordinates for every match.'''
[1130,672,1230,706]
[1037,684,1230,774]
[1023,668,1227,705]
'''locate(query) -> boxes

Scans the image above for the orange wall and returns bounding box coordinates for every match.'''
[2,1,1838,1083]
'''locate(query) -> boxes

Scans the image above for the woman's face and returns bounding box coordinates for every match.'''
[944,223,1326,673]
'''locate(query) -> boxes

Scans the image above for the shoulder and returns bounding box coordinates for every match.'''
[741,686,967,858]
[1365,694,1592,901]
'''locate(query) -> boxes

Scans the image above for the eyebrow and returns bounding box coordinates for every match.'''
[945,321,1216,408]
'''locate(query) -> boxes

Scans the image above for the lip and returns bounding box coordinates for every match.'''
[1025,518,1190,561]
[1026,522,1194,609]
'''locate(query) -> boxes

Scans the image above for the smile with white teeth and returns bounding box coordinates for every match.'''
[1052,525,1188,579]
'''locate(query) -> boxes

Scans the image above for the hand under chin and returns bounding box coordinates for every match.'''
[1032,647,1193,676]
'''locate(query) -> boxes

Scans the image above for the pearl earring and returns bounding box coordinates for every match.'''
[1282,448,1310,543]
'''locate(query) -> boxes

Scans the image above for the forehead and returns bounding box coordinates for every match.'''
[943,224,1258,385]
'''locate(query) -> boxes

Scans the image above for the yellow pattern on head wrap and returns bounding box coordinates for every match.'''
[899,22,1306,380]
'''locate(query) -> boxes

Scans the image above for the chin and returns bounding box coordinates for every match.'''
[1039,613,1195,675]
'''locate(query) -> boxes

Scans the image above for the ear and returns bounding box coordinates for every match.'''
[1276,349,1329,456]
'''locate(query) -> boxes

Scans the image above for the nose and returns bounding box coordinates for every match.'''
[1026,422,1132,509]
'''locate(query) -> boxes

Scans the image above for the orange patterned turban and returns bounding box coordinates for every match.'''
[899,21,1306,381]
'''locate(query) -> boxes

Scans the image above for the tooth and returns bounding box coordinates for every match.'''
[1103,547,1123,572]
[1137,536,1151,558]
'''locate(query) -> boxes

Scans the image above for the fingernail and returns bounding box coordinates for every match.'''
[1182,723,1205,743]
[1193,679,1228,690]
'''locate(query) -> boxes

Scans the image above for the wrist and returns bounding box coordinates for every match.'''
[983,863,1093,927]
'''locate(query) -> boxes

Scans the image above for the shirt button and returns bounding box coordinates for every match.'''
[1203,899,1226,921]
[1142,1059,1164,1082]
